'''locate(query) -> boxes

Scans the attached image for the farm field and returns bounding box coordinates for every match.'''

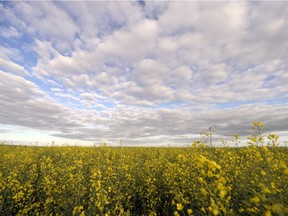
[1,2,288,215]
[0,144,288,216]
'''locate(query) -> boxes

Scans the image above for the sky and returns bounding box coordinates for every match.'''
[0,1,288,147]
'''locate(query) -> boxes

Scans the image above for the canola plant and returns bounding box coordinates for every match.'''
[0,124,288,215]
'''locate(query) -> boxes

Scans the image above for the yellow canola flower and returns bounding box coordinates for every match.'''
[200,188,207,196]
[212,208,219,216]
[217,183,225,191]
[1,141,287,216]
[174,211,180,216]
[271,203,288,215]
[198,176,205,184]
[264,210,272,216]
[253,121,264,128]
[208,161,221,170]
[279,161,287,169]
[218,176,226,184]
[261,170,267,176]
[262,186,271,194]
[219,190,226,199]
[250,196,261,203]
[176,203,183,211]
[72,205,84,216]
[207,170,213,178]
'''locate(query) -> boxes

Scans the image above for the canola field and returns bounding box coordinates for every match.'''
[0,144,287,216]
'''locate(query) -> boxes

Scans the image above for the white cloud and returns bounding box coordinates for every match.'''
[51,103,288,145]
[158,1,199,35]
[58,1,143,40]
[1,1,288,145]
[98,19,159,62]
[133,59,169,86]
[174,66,193,80]
[0,58,29,76]
[0,45,23,62]
[0,26,21,38]
[0,71,82,133]
[14,1,77,52]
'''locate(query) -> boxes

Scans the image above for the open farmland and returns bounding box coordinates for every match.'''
[1,2,288,215]
[1,143,288,215]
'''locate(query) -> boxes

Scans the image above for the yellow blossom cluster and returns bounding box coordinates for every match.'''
[0,141,287,215]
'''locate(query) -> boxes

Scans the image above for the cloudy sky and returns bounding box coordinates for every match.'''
[0,1,288,146]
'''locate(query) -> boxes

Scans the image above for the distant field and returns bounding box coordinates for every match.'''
[0,144,287,215]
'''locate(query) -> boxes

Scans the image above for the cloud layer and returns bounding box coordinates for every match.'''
[1,1,288,145]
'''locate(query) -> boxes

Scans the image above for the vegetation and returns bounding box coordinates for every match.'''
[0,123,288,215]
